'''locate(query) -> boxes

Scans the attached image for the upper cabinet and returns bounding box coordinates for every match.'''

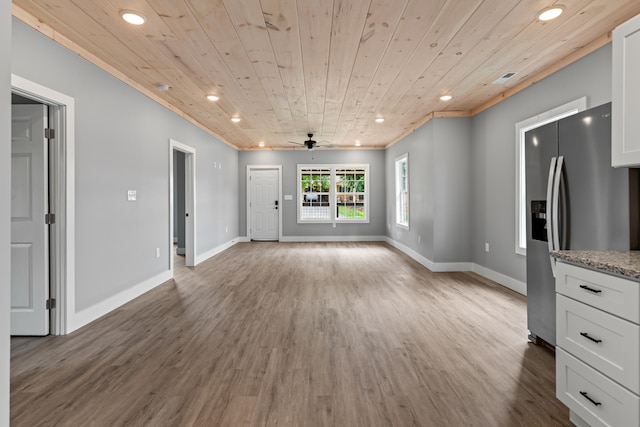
[612,14,640,167]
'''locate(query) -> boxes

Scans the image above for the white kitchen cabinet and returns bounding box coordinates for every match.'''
[612,13,640,167]
[556,261,640,427]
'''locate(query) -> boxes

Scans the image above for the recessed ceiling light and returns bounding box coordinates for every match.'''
[355,141,362,147]
[259,142,265,147]
[120,10,147,25]
[231,117,241,123]
[206,95,219,101]
[538,6,564,21]
[440,95,452,101]
[156,83,170,92]
[375,118,385,123]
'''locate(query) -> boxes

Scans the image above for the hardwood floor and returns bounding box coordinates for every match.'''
[11,242,570,426]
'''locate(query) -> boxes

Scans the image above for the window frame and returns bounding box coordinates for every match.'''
[297,164,370,224]
[514,97,587,256]
[395,153,409,229]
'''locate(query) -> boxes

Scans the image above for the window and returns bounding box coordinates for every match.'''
[515,97,586,255]
[298,164,369,223]
[395,154,409,228]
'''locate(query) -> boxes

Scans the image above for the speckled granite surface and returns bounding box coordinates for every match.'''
[552,250,640,280]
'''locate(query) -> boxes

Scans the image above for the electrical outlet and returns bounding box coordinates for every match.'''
[485,242,490,252]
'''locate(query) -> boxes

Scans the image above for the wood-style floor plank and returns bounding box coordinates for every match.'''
[11,242,570,426]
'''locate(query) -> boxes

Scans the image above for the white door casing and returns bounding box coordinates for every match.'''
[11,104,49,336]
[250,168,280,241]
[169,139,196,271]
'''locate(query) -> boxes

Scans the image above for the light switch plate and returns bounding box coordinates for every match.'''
[284,194,293,201]
[127,190,137,201]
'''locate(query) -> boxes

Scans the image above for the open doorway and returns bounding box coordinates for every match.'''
[169,139,196,272]
[11,74,75,336]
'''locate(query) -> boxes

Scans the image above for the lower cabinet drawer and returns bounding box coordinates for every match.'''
[557,348,639,427]
[555,262,640,323]
[557,294,640,394]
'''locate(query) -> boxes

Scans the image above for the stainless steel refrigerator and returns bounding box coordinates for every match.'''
[525,102,639,346]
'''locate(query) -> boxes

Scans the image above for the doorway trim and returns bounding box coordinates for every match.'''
[169,139,196,272]
[246,165,283,241]
[11,74,75,335]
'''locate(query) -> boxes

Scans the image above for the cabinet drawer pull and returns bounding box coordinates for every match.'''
[579,284,602,294]
[579,332,602,343]
[579,391,602,407]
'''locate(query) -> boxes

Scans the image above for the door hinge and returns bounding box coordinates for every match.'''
[45,128,55,139]
[46,298,56,310]
[45,213,55,225]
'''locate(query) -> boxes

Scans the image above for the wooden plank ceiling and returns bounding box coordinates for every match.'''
[12,0,640,150]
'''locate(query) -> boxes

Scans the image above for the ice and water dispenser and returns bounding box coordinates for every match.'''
[531,201,547,242]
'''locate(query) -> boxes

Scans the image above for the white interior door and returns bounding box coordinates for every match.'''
[11,104,49,336]
[250,169,279,241]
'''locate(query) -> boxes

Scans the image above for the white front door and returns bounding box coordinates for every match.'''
[250,169,279,241]
[11,104,50,336]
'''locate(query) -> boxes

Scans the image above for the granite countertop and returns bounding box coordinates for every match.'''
[552,250,640,280]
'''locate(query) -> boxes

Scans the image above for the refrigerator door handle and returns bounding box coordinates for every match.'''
[552,156,564,251]
[546,157,558,276]
[549,156,564,277]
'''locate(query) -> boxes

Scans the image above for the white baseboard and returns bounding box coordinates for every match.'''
[384,237,526,296]
[279,235,386,242]
[383,237,473,272]
[471,264,526,295]
[238,236,251,243]
[384,237,435,270]
[195,238,240,265]
[69,269,173,333]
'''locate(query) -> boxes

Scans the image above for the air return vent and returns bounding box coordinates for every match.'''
[492,72,518,84]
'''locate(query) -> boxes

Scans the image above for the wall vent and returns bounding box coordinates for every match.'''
[492,72,518,85]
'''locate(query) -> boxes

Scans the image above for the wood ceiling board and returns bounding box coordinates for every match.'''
[372,0,490,129]
[146,2,281,145]
[12,3,238,147]
[261,0,309,139]
[349,0,448,112]
[222,0,296,136]
[330,0,409,146]
[144,1,276,144]
[321,0,371,140]
[460,3,640,112]
[337,0,449,145]
[297,0,333,121]
[184,0,283,136]
[448,1,602,104]
[388,0,527,127]
[13,0,640,150]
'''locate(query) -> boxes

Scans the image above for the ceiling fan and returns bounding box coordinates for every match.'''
[288,133,334,150]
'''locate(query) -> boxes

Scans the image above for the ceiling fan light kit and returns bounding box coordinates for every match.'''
[287,134,336,150]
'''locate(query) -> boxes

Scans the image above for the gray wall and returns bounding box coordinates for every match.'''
[471,44,613,283]
[238,150,386,238]
[12,19,238,312]
[1,1,10,423]
[385,118,472,264]
[433,118,472,263]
